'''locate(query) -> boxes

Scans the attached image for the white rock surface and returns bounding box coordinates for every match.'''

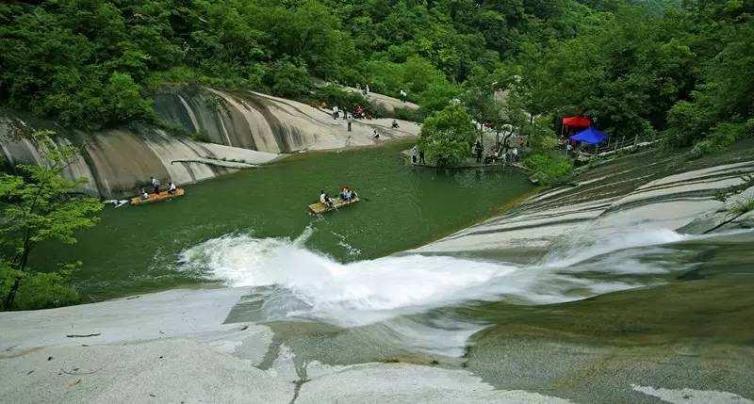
[632,384,753,404]
[0,287,574,403]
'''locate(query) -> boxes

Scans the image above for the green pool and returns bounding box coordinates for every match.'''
[34,141,533,301]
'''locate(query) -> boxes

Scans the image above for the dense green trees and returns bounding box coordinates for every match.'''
[0,0,571,127]
[490,0,753,155]
[0,0,751,154]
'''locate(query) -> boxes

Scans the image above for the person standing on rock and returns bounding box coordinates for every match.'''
[400,89,407,102]
[347,113,353,132]
[332,105,339,120]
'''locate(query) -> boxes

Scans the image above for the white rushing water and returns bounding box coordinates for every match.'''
[179,226,693,330]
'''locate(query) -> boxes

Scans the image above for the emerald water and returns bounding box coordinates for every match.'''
[34,141,533,301]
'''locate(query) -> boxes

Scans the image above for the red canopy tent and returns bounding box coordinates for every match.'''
[562,116,592,129]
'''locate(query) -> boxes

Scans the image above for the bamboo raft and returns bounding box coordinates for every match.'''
[130,188,185,206]
[308,197,360,214]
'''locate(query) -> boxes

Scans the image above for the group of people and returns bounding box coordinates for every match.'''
[331,105,371,132]
[484,144,519,165]
[140,176,177,200]
[477,136,525,165]
[319,187,357,209]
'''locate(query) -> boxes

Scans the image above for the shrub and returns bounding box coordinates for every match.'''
[730,198,754,215]
[266,61,311,98]
[4,270,80,310]
[525,153,573,185]
[418,104,476,168]
[689,120,753,159]
[394,107,423,122]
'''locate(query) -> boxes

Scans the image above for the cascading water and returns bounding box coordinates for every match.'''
[177,224,717,357]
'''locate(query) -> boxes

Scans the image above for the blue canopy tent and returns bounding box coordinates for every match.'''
[570,127,607,145]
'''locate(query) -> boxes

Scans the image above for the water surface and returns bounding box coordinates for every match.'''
[34,141,533,300]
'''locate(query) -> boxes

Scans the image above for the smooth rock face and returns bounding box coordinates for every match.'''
[0,86,420,198]
[414,153,754,257]
[154,86,420,153]
[0,288,572,404]
[0,117,278,198]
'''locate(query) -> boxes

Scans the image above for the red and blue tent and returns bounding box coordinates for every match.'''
[570,127,607,145]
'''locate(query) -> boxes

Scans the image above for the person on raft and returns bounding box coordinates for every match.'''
[340,187,356,203]
[168,182,177,195]
[140,188,149,200]
[320,190,334,208]
[150,176,161,194]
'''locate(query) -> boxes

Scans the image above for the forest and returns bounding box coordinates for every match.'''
[0,0,752,154]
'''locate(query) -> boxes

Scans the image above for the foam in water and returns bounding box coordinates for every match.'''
[178,226,694,329]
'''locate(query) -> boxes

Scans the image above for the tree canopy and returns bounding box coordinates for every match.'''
[0,0,751,153]
[418,104,477,168]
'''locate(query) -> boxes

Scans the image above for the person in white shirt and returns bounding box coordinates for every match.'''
[150,176,161,193]
[168,182,177,194]
[320,190,333,208]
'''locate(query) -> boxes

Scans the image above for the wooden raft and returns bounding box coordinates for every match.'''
[130,188,185,206]
[308,197,360,214]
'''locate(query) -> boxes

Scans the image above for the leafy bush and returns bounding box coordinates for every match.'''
[689,120,753,159]
[730,198,754,216]
[418,104,476,168]
[1,266,80,310]
[265,61,311,98]
[394,107,423,122]
[525,153,573,185]
[364,56,460,113]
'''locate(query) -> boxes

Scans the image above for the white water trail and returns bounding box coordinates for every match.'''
[178,226,698,329]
